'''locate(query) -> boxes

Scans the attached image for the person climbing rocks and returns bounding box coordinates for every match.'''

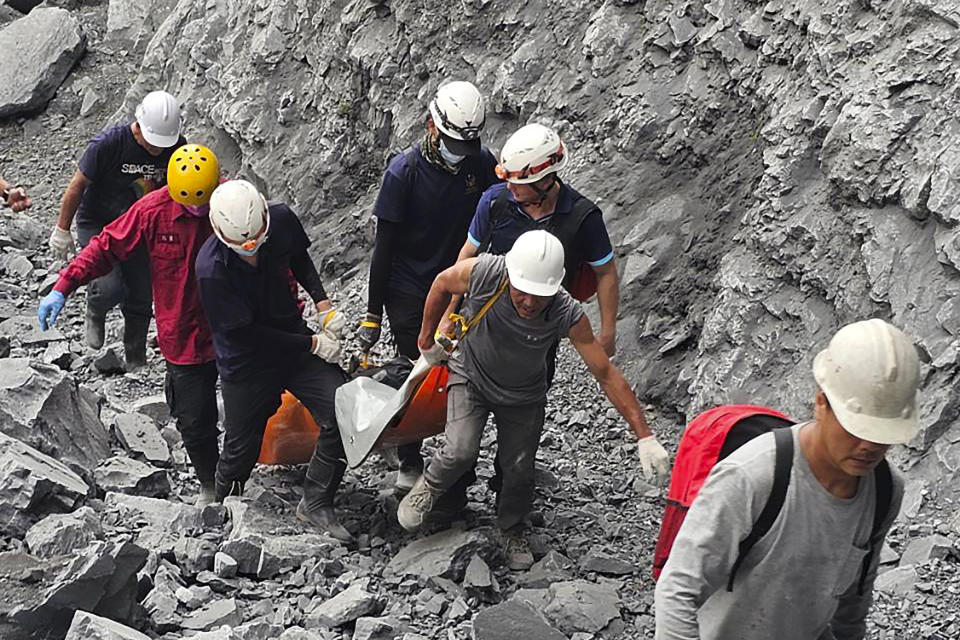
[47,90,186,370]
[37,144,223,507]
[438,123,622,512]
[0,177,31,211]
[357,80,499,497]
[194,179,354,543]
[654,318,914,640]
[397,230,669,566]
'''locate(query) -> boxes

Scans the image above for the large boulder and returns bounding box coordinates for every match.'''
[24,507,104,558]
[64,610,151,640]
[0,358,110,471]
[0,8,86,117]
[0,432,89,536]
[93,456,170,498]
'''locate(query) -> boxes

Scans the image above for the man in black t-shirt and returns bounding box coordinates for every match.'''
[49,90,185,370]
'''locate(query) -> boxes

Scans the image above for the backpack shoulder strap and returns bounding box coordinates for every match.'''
[478,188,513,254]
[856,460,893,595]
[726,427,794,592]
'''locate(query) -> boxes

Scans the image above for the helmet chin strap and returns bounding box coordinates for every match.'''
[520,175,560,208]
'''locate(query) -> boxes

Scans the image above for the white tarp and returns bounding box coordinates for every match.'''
[335,357,434,468]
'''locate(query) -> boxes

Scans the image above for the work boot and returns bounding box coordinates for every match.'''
[297,450,353,543]
[196,480,216,507]
[214,476,245,502]
[122,314,150,371]
[85,312,106,350]
[502,527,534,571]
[397,475,440,531]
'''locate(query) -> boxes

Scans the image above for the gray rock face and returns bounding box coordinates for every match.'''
[0,432,89,535]
[0,8,86,117]
[899,535,953,566]
[472,600,566,640]
[24,506,104,558]
[875,564,919,595]
[106,0,179,52]
[387,529,491,581]
[0,358,110,470]
[542,580,620,634]
[114,412,171,466]
[64,610,151,640]
[94,456,170,497]
[305,583,380,628]
[9,540,147,636]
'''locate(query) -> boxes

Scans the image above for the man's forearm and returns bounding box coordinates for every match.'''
[57,183,84,230]
[417,283,453,348]
[599,367,652,438]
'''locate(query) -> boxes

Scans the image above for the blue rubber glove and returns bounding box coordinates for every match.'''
[38,290,66,330]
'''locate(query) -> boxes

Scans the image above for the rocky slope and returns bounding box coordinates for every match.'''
[2,0,960,638]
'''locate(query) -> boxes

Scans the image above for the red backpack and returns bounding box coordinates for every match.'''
[653,404,893,594]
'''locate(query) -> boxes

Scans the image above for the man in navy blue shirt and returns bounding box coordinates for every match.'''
[195,180,353,543]
[357,80,499,496]
[49,90,185,370]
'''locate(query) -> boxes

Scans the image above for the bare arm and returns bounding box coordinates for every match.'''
[56,170,90,231]
[439,240,480,335]
[569,314,652,439]
[593,259,619,357]
[417,258,476,351]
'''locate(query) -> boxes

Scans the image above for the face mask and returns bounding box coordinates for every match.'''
[184,203,210,217]
[230,243,261,257]
[439,139,466,165]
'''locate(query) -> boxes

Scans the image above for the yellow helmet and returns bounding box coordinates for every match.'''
[167,144,220,206]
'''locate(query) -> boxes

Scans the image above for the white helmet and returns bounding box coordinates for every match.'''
[496,123,569,184]
[505,230,565,297]
[209,180,270,255]
[813,318,921,445]
[135,91,182,148]
[429,81,485,156]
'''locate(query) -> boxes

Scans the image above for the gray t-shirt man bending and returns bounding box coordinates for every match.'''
[397,231,669,555]
[655,318,919,640]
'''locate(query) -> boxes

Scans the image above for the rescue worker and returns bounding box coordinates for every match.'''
[37,144,223,506]
[195,180,353,542]
[47,90,185,370]
[357,80,498,494]
[440,123,620,510]
[655,319,914,640]
[1,177,31,211]
[398,231,669,563]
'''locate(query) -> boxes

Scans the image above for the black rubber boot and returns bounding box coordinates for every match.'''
[85,311,105,350]
[214,475,245,503]
[296,449,353,543]
[122,314,150,371]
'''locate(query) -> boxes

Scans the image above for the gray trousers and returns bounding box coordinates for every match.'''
[424,381,545,530]
[76,221,153,324]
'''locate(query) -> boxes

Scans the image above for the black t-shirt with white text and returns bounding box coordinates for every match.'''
[75,123,184,226]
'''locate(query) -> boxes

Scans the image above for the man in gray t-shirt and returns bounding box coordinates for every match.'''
[397,231,669,553]
[655,319,919,640]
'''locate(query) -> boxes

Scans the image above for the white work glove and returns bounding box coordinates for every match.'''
[319,308,345,339]
[636,435,670,482]
[48,226,75,261]
[419,341,449,366]
[311,333,341,363]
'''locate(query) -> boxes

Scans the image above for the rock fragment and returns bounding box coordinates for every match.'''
[113,412,171,466]
[472,599,566,640]
[875,565,919,595]
[542,580,620,634]
[306,582,380,628]
[0,432,89,535]
[94,456,170,497]
[899,535,953,566]
[0,358,110,469]
[516,550,573,589]
[214,551,238,578]
[64,610,151,640]
[0,8,86,117]
[387,529,491,581]
[25,506,103,558]
[579,549,638,575]
[93,348,126,375]
[181,598,242,631]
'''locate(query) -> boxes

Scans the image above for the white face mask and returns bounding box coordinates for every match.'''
[439,139,466,165]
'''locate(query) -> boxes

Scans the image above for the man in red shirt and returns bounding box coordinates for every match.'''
[38,144,223,506]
